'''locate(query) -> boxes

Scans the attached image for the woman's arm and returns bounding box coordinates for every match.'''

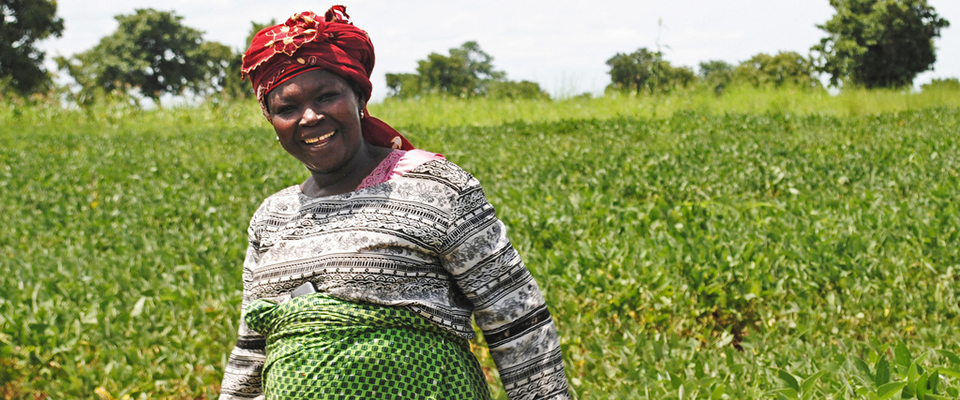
[219,229,267,400]
[441,173,571,400]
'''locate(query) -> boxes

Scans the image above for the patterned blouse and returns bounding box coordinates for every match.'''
[219,151,571,399]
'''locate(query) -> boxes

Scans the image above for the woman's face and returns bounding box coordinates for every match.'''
[266,69,365,174]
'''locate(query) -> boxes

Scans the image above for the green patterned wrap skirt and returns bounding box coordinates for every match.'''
[244,293,492,400]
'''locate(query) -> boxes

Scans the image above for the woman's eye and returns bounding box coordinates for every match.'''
[318,92,339,101]
[276,105,297,115]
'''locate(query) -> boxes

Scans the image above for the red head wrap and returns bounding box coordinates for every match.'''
[242,5,412,150]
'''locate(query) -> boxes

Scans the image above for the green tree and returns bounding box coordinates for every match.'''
[699,60,734,95]
[57,9,230,103]
[811,0,950,88]
[733,52,820,89]
[384,72,422,98]
[0,0,64,95]
[663,64,696,91]
[416,41,505,96]
[606,48,659,94]
[386,41,546,99]
[606,48,694,94]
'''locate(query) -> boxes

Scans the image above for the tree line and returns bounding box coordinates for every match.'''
[608,0,950,94]
[607,50,820,95]
[0,0,952,104]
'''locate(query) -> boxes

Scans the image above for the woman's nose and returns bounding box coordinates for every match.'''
[301,108,324,125]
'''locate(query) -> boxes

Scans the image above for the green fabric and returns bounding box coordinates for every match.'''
[245,294,491,400]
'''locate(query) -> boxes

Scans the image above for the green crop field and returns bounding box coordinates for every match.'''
[2,90,960,399]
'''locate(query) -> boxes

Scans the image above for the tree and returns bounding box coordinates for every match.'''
[699,60,734,82]
[416,41,505,96]
[385,41,546,99]
[192,41,236,98]
[662,64,696,91]
[384,73,422,98]
[606,48,658,94]
[811,0,950,88]
[416,52,474,95]
[0,0,64,95]
[733,52,820,89]
[606,48,694,94]
[57,9,229,103]
[699,60,734,95]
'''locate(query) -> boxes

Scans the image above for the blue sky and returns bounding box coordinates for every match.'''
[41,0,960,101]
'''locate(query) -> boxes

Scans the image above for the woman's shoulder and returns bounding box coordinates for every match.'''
[251,185,303,219]
[401,156,479,191]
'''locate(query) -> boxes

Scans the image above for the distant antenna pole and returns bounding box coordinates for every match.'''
[656,17,663,55]
[654,17,664,91]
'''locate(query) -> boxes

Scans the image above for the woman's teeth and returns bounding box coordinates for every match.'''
[304,131,335,144]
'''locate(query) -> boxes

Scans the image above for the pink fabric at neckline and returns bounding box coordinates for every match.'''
[356,149,445,191]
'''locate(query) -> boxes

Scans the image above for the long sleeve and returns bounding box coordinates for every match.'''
[440,175,571,400]
[219,227,267,400]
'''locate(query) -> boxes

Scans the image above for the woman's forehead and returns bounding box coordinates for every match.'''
[270,70,348,100]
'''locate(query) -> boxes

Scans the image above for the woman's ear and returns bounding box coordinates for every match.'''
[349,83,367,119]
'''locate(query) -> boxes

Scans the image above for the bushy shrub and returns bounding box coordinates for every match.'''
[486,80,550,100]
[921,77,960,92]
[733,52,821,89]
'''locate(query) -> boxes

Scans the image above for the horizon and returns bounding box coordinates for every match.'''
[37,0,960,102]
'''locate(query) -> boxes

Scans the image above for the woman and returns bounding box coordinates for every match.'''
[219,6,570,400]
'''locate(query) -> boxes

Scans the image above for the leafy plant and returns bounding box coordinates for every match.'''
[2,95,960,399]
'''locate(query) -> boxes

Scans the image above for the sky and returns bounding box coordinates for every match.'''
[39,0,960,102]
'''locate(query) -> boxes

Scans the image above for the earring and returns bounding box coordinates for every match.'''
[276,136,280,141]
[359,109,365,119]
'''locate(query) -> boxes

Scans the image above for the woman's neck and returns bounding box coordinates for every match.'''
[301,143,393,198]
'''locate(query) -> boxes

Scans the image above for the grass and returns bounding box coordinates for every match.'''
[2,87,960,399]
[370,85,960,128]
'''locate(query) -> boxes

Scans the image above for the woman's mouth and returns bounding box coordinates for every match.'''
[303,131,335,144]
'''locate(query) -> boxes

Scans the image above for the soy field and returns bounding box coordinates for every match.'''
[2,94,960,399]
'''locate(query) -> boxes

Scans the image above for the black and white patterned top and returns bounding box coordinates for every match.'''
[219,159,571,400]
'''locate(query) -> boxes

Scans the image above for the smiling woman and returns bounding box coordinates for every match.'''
[218,5,571,400]
[266,69,391,197]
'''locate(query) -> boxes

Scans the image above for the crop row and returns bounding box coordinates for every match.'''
[1,106,958,398]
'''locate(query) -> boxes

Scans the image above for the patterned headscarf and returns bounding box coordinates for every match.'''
[242,5,412,150]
